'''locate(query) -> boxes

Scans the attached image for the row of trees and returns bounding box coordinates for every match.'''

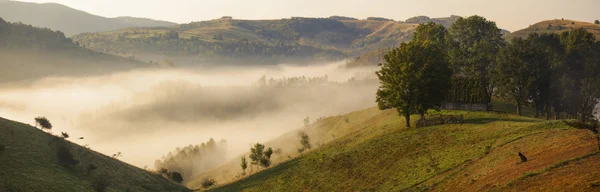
[254,75,330,87]
[377,15,600,127]
[0,17,74,50]
[496,30,600,121]
[73,29,346,65]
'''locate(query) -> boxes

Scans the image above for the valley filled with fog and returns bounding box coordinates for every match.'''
[0,61,379,169]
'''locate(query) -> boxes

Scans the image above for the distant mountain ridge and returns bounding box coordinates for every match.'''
[0,0,176,36]
[71,15,461,65]
[504,19,600,41]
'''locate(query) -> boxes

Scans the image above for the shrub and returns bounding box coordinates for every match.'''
[57,142,79,166]
[201,178,216,188]
[87,164,98,175]
[250,143,273,168]
[240,156,248,175]
[298,131,311,152]
[61,132,70,139]
[168,171,184,183]
[91,174,111,192]
[595,20,600,25]
[34,116,52,131]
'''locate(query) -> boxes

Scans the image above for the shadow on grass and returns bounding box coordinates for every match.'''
[207,158,301,192]
[462,117,541,125]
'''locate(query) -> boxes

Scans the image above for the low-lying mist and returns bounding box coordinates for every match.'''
[0,61,380,172]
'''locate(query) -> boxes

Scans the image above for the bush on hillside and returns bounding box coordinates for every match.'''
[57,142,79,166]
[91,174,111,192]
[168,171,184,183]
[201,178,216,188]
[87,164,98,175]
[34,116,52,131]
[298,131,311,153]
[250,143,273,168]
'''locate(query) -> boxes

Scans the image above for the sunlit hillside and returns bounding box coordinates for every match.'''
[71,16,461,65]
[192,107,600,191]
[505,19,600,41]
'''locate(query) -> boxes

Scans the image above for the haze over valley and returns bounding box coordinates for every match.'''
[1,0,600,191]
[0,61,379,167]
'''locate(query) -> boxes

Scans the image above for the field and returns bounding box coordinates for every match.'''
[190,106,600,191]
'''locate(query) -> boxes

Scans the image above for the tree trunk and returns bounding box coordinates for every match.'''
[405,113,411,128]
[516,101,522,116]
[545,103,551,120]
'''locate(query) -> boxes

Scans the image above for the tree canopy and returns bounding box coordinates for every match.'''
[250,143,273,168]
[34,116,52,131]
[447,15,505,108]
[376,22,452,128]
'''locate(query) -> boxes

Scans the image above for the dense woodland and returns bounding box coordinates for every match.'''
[0,17,151,83]
[377,16,600,127]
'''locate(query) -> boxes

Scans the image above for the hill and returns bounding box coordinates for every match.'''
[0,17,155,84]
[0,0,176,36]
[71,16,460,66]
[0,117,190,192]
[189,107,600,191]
[505,19,600,41]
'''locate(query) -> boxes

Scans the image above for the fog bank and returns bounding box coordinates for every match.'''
[0,61,379,169]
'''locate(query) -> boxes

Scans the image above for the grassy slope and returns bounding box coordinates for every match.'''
[0,117,189,192]
[197,107,599,191]
[505,19,600,40]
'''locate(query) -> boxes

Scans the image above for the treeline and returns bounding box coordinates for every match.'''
[495,31,600,121]
[0,17,150,83]
[377,15,600,128]
[154,138,227,181]
[254,75,330,87]
[344,48,390,68]
[0,17,74,49]
[73,30,346,65]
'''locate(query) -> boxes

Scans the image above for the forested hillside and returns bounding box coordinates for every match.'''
[0,0,176,36]
[0,17,154,83]
[72,16,461,66]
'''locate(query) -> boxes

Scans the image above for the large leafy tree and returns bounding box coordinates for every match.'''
[527,33,563,119]
[447,16,505,108]
[558,28,600,122]
[495,37,539,115]
[376,22,452,128]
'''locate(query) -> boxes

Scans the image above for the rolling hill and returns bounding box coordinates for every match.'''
[0,17,156,84]
[71,16,461,66]
[505,19,600,41]
[0,117,190,192]
[188,106,600,191]
[0,0,176,36]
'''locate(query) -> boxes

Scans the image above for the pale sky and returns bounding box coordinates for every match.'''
[16,0,600,31]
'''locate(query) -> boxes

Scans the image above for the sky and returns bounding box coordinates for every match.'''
[14,0,600,33]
